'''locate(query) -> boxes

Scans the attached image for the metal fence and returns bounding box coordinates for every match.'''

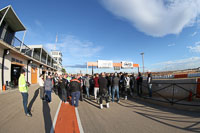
[137,82,200,106]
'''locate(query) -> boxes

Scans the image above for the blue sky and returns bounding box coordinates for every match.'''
[1,0,200,73]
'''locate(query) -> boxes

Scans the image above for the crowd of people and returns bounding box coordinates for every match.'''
[18,68,153,117]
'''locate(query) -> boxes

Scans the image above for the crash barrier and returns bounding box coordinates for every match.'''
[138,78,200,106]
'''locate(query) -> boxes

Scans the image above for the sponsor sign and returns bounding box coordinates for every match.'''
[122,61,133,68]
[98,60,113,68]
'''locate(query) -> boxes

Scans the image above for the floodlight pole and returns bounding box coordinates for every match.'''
[140,52,144,74]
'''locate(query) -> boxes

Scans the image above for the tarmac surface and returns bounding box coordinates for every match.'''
[0,84,200,133]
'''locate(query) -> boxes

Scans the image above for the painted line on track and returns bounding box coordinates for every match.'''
[75,107,84,133]
[50,100,62,133]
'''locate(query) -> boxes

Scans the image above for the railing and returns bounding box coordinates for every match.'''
[136,82,200,106]
[0,28,32,57]
[41,58,46,64]
[33,53,40,61]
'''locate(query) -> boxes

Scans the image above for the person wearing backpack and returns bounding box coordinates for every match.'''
[69,75,81,107]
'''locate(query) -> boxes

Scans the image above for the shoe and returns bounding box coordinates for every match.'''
[26,113,32,117]
[100,104,103,109]
[65,101,69,104]
[117,100,120,103]
[106,103,109,108]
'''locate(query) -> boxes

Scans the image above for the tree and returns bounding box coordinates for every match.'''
[61,68,66,74]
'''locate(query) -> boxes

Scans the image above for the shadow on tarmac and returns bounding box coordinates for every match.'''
[118,97,200,133]
[42,101,52,133]
[28,88,39,112]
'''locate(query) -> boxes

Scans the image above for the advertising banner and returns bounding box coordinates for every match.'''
[98,60,113,68]
[122,61,133,68]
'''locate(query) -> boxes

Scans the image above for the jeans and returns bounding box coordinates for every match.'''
[71,91,80,107]
[137,83,143,97]
[148,84,152,97]
[21,93,28,114]
[40,86,44,99]
[99,91,109,104]
[112,86,119,102]
[94,87,99,99]
[86,87,90,97]
[45,90,52,102]
[62,88,67,102]
[108,86,112,96]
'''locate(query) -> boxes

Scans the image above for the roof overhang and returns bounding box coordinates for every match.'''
[0,5,26,32]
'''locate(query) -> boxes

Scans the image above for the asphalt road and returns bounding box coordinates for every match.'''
[0,85,200,133]
[78,97,200,133]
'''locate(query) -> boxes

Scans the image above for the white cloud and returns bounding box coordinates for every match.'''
[44,35,103,64]
[191,31,198,37]
[168,43,175,47]
[187,41,200,53]
[151,57,200,71]
[101,0,200,37]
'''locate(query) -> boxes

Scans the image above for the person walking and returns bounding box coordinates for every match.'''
[69,75,81,107]
[39,74,45,100]
[59,75,68,103]
[130,73,136,96]
[124,73,130,100]
[136,72,143,97]
[99,72,109,109]
[93,74,99,100]
[84,74,90,99]
[147,72,153,97]
[18,69,32,117]
[112,73,120,103]
[44,75,53,102]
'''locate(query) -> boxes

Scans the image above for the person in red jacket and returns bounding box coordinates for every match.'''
[93,74,99,100]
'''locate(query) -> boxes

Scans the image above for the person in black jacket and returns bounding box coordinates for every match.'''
[99,72,109,109]
[136,72,143,97]
[69,75,81,107]
[59,75,68,103]
[130,73,136,96]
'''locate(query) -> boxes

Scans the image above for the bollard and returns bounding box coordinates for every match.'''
[2,85,6,91]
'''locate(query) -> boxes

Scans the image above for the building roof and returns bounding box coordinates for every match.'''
[0,5,26,31]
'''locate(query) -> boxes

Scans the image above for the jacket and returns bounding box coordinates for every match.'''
[60,78,67,89]
[84,77,90,88]
[18,74,29,93]
[39,77,44,87]
[147,76,152,84]
[69,79,81,93]
[112,76,120,86]
[44,78,53,91]
[94,77,99,87]
[99,76,108,94]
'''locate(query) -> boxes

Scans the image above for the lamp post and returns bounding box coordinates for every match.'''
[140,52,144,74]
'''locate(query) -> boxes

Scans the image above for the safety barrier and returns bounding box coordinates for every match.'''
[138,80,200,106]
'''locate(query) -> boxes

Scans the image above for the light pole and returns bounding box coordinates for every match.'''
[140,52,144,74]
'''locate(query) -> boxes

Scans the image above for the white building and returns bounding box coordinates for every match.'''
[0,5,57,91]
[51,50,63,75]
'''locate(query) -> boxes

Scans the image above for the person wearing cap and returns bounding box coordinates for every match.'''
[18,69,32,117]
